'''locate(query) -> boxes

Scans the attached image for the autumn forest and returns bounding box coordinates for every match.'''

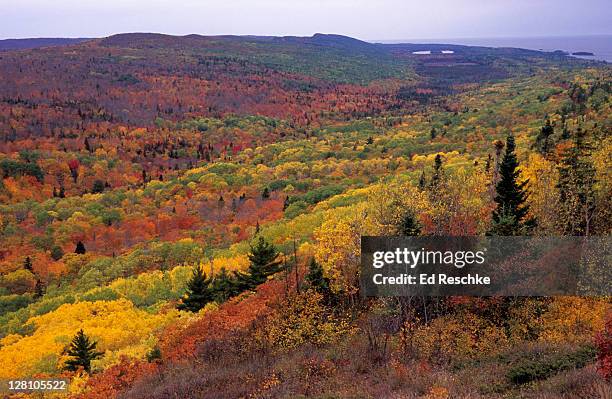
[0,33,610,398]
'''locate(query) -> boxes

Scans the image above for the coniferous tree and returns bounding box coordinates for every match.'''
[177,266,213,312]
[418,170,426,190]
[75,241,86,254]
[305,257,330,295]
[51,245,64,261]
[429,154,443,189]
[399,210,421,236]
[261,187,270,199]
[556,129,597,236]
[535,118,554,154]
[63,329,103,373]
[235,236,282,291]
[34,279,45,298]
[211,267,239,302]
[488,135,535,236]
[23,256,33,271]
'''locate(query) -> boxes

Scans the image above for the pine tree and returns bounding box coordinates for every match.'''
[305,257,330,294]
[177,266,213,312]
[235,236,282,291]
[23,256,33,271]
[63,329,103,373]
[261,187,270,199]
[211,267,239,302]
[75,241,86,254]
[34,279,45,298]
[535,119,554,154]
[429,154,443,189]
[399,210,421,236]
[418,170,426,190]
[51,245,64,261]
[556,129,597,236]
[488,135,535,236]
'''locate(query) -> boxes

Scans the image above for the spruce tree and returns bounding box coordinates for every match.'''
[535,118,554,154]
[418,170,426,190]
[177,266,213,312]
[488,135,535,236]
[63,329,103,373]
[399,210,421,236]
[211,267,239,302]
[23,256,33,271]
[235,236,282,290]
[429,154,443,189]
[75,241,86,254]
[305,258,330,295]
[34,279,45,298]
[556,129,596,236]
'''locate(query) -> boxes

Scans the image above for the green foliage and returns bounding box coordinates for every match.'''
[507,345,596,385]
[235,236,282,291]
[177,266,213,312]
[305,258,331,299]
[556,129,597,235]
[489,135,535,236]
[0,158,44,182]
[63,329,103,373]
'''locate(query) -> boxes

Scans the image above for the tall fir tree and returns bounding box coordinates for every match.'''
[23,256,33,271]
[399,210,421,236]
[305,257,330,294]
[556,128,597,236]
[235,236,282,291]
[488,135,535,236]
[63,329,103,373]
[75,241,86,254]
[177,266,214,312]
[211,267,239,302]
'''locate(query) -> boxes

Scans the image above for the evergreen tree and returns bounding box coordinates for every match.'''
[261,187,270,199]
[556,129,597,236]
[51,245,64,261]
[535,119,554,154]
[34,279,45,298]
[75,241,86,254]
[177,266,213,312]
[429,154,443,189]
[63,329,103,373]
[23,256,33,271]
[399,210,421,236]
[235,236,282,290]
[211,267,239,302]
[488,135,535,236]
[305,257,330,294]
[418,170,426,190]
[91,180,105,194]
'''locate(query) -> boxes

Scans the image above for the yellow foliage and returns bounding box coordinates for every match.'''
[314,203,369,294]
[538,297,609,344]
[0,299,177,378]
[257,291,354,350]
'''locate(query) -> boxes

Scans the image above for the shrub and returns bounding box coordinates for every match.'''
[507,345,597,384]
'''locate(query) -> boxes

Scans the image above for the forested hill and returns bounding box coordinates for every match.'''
[0,37,91,51]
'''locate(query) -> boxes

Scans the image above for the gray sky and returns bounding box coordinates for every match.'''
[1,0,610,40]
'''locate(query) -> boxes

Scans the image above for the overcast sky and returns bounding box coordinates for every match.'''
[1,0,610,40]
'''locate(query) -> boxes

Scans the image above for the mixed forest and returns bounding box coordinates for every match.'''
[0,33,610,398]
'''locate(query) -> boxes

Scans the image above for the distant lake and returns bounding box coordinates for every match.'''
[377,35,612,63]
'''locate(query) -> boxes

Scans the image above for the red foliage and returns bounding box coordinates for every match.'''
[595,313,612,380]
[72,358,159,399]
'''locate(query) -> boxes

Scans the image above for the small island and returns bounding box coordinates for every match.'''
[572,51,595,56]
